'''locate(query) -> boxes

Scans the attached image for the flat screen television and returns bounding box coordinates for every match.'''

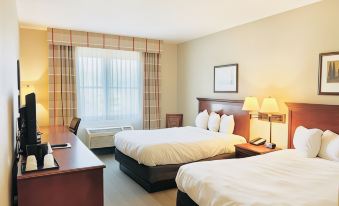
[19,93,38,154]
[17,60,21,109]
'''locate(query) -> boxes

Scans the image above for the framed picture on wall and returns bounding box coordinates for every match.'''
[214,64,238,93]
[319,52,339,95]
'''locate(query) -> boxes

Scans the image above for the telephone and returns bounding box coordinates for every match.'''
[250,138,266,146]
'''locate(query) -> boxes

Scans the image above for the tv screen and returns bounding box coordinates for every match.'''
[17,60,21,109]
[17,60,20,90]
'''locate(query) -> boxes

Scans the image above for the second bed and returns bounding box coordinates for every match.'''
[115,98,250,192]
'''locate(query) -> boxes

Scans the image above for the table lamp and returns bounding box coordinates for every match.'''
[242,96,259,118]
[260,97,279,143]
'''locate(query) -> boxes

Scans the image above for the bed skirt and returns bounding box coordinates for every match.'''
[115,148,234,192]
[176,190,198,206]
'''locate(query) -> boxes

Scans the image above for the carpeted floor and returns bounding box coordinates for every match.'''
[96,152,177,206]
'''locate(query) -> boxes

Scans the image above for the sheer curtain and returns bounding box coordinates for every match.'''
[76,47,143,129]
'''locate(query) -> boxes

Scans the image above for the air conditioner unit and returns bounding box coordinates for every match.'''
[86,126,133,149]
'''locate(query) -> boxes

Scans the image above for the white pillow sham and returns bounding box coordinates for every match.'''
[219,114,235,134]
[195,110,209,129]
[293,126,323,158]
[318,130,339,161]
[208,112,221,132]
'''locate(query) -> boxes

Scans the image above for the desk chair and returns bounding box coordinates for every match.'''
[69,117,81,135]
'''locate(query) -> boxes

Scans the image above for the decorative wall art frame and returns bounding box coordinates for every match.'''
[319,52,339,95]
[214,64,238,93]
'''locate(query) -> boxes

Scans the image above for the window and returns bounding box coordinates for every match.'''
[76,47,142,128]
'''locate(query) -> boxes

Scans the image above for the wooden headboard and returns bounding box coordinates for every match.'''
[286,103,339,149]
[197,98,250,142]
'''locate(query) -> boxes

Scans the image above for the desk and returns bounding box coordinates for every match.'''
[17,126,106,206]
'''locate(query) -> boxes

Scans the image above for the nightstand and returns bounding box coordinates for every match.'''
[166,114,183,128]
[235,143,281,158]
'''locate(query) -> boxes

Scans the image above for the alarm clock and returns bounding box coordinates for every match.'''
[265,142,276,149]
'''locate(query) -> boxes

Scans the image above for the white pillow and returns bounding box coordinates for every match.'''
[318,130,339,161]
[293,126,323,158]
[208,112,221,132]
[219,114,235,134]
[195,110,209,129]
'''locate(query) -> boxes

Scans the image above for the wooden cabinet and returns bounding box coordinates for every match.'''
[235,143,281,158]
[166,114,183,128]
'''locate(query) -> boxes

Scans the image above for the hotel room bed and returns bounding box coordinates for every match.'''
[176,102,339,206]
[115,126,246,166]
[176,149,339,206]
[115,98,250,192]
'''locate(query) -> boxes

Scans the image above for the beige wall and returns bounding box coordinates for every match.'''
[161,43,178,127]
[177,0,339,148]
[0,0,19,205]
[20,28,49,126]
[19,28,178,129]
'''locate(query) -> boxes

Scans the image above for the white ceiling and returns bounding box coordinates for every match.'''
[17,0,320,43]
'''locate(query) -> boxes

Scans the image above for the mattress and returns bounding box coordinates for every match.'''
[176,149,339,206]
[115,126,246,166]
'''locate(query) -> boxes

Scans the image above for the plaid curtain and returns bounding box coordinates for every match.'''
[48,45,77,126]
[47,28,163,53]
[143,53,161,129]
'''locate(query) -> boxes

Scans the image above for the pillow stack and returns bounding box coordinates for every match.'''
[318,130,339,161]
[293,126,339,161]
[219,114,235,134]
[293,126,323,158]
[195,110,209,129]
[208,112,221,132]
[195,110,235,134]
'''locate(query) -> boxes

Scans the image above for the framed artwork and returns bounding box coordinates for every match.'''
[319,52,339,95]
[214,64,238,93]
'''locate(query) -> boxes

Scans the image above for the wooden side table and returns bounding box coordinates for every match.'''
[235,143,281,158]
[166,114,183,128]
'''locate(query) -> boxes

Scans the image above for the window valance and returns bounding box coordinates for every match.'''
[47,28,163,54]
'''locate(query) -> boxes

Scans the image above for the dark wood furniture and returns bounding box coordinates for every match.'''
[17,126,105,206]
[166,114,183,128]
[177,102,339,206]
[116,98,250,193]
[235,143,281,158]
[286,103,339,148]
[197,98,250,141]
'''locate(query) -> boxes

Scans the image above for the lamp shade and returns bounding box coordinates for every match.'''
[242,96,259,111]
[260,97,279,114]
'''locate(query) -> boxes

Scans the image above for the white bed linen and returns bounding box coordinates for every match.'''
[176,149,339,206]
[115,126,246,166]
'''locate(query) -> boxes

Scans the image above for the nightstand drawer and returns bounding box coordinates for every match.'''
[235,143,281,158]
[235,147,259,158]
